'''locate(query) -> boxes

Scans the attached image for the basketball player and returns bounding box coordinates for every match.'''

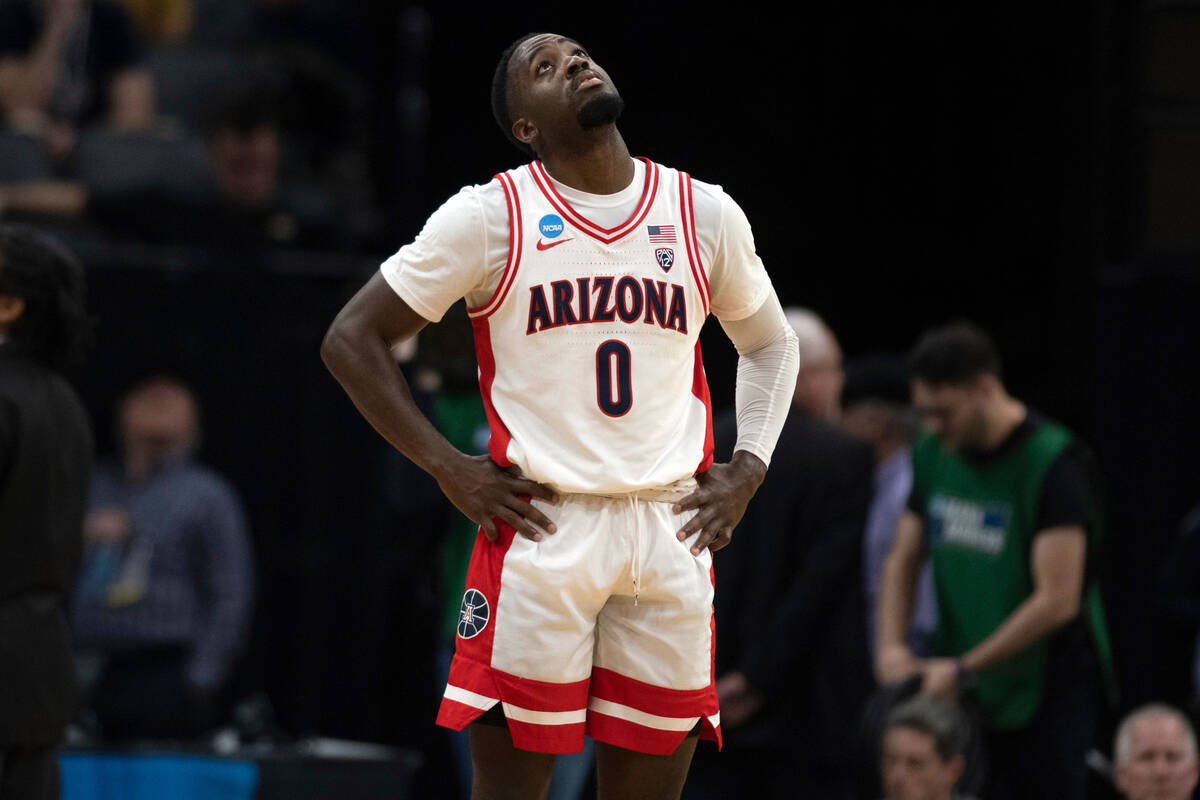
[321,33,799,800]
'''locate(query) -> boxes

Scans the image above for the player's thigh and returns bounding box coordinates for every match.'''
[594,737,698,800]
[469,723,556,800]
[466,495,619,683]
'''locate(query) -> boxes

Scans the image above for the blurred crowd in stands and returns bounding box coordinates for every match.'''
[3,3,1200,800]
[0,0,381,253]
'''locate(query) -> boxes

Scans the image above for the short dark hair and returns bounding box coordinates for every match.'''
[203,77,284,136]
[907,321,1002,386]
[885,696,969,762]
[0,224,92,369]
[491,33,544,158]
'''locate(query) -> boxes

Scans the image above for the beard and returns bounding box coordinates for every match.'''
[577,91,625,129]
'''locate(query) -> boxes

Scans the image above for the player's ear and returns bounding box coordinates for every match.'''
[513,117,538,148]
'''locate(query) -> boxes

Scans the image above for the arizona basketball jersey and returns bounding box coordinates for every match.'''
[468,158,713,494]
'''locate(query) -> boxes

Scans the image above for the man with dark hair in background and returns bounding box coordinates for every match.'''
[0,223,93,799]
[880,696,978,800]
[875,321,1116,800]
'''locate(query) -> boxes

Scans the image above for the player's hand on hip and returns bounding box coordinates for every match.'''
[673,450,766,555]
[438,454,559,542]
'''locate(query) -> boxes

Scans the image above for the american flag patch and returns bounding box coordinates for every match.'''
[647,225,677,243]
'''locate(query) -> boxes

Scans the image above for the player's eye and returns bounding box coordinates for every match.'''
[537,61,552,74]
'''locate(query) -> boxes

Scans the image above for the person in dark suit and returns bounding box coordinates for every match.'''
[684,308,875,800]
[0,223,93,800]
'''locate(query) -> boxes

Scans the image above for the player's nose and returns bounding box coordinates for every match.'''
[566,53,590,76]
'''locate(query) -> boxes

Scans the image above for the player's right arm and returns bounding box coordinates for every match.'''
[875,510,925,683]
[320,274,558,542]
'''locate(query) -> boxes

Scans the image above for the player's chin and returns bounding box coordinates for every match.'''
[577,91,624,129]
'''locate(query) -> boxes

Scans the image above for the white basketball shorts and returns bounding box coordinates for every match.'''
[436,479,722,755]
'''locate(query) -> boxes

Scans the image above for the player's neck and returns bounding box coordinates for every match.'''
[538,129,634,195]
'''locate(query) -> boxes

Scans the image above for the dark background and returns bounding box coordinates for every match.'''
[27,0,1200,778]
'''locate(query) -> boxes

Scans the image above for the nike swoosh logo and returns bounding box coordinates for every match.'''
[536,238,574,251]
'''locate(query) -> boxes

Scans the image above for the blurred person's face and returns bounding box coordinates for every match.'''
[120,381,197,474]
[911,378,988,452]
[1115,715,1199,800]
[882,726,963,800]
[841,402,888,450]
[212,125,279,208]
[794,329,844,421]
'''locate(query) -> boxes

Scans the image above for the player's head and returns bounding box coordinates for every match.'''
[1113,704,1199,800]
[491,32,624,159]
[0,223,91,369]
[907,321,1004,451]
[881,696,968,800]
[786,307,844,421]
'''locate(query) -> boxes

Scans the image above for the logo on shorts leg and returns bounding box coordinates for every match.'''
[458,588,490,639]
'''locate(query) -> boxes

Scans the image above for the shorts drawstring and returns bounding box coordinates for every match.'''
[584,477,699,607]
[629,494,641,606]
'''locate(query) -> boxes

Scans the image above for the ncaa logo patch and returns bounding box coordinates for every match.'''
[538,214,565,239]
[458,588,490,639]
[655,247,675,272]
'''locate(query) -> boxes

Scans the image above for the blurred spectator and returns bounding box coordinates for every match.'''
[1113,704,1199,800]
[880,696,978,800]
[841,355,937,658]
[0,0,154,156]
[875,321,1117,800]
[72,375,253,740]
[0,223,93,800]
[789,306,845,421]
[686,309,874,800]
[117,0,193,46]
[0,79,349,250]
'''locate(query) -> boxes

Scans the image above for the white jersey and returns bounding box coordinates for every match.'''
[382,157,772,494]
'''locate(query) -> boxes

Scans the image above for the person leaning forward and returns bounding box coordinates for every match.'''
[874,321,1117,800]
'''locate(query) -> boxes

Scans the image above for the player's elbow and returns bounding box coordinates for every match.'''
[320,316,356,377]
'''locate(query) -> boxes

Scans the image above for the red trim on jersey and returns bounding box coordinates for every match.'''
[528,158,659,244]
[468,172,524,318]
[494,671,591,713]
[691,339,715,473]
[505,719,588,754]
[586,713,697,756]
[470,316,514,467]
[590,668,716,718]
[449,523,516,668]
[708,561,720,749]
[678,172,711,314]
[438,657,592,753]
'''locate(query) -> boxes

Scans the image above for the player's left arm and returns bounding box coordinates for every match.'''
[673,187,798,553]
[674,293,797,553]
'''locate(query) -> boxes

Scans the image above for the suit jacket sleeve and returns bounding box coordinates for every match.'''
[738,437,874,698]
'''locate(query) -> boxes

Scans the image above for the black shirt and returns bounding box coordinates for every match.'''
[907,413,1094,534]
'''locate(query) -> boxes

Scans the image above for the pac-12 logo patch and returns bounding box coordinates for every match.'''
[655,247,675,272]
[458,588,490,639]
[538,214,565,238]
